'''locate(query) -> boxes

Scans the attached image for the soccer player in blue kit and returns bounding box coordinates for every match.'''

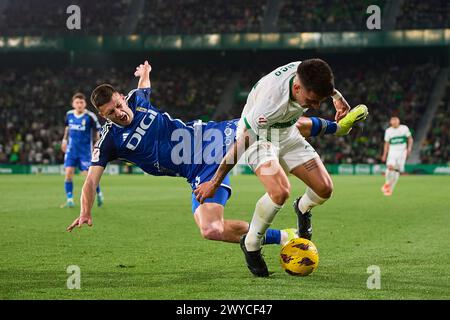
[61,93,104,208]
[66,61,365,250]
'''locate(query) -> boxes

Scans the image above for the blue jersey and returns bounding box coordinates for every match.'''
[65,110,102,156]
[92,88,237,186]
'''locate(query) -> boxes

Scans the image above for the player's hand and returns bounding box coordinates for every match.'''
[193,181,219,204]
[134,60,152,78]
[66,213,92,232]
[61,139,67,153]
[333,98,351,122]
[381,154,387,162]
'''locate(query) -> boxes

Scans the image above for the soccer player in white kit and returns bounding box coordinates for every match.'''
[381,116,413,196]
[194,59,368,276]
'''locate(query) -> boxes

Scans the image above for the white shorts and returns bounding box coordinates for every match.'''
[386,151,407,172]
[237,120,319,174]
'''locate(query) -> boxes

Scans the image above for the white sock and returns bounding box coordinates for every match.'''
[280,230,288,245]
[297,187,329,213]
[245,193,283,251]
[385,169,390,185]
[386,170,397,187]
[385,169,393,185]
[390,171,400,191]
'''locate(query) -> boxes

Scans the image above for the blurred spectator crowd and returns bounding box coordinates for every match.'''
[0,0,447,35]
[0,64,230,164]
[0,0,131,36]
[397,0,449,30]
[278,0,386,32]
[420,85,449,164]
[1,57,447,165]
[137,0,265,34]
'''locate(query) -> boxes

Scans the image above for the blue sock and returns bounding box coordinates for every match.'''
[310,117,338,136]
[264,228,281,245]
[96,185,101,194]
[65,180,73,199]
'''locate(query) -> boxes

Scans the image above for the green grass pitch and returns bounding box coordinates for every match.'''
[1,174,449,300]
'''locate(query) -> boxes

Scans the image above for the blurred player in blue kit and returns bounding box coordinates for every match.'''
[61,93,104,208]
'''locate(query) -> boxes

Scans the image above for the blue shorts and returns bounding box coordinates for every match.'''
[190,173,232,213]
[64,153,91,172]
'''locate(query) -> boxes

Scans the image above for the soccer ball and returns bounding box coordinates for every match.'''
[280,238,319,276]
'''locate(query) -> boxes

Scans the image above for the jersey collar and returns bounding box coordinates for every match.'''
[107,119,125,128]
[73,110,87,119]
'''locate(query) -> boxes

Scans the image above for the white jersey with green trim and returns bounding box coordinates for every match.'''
[240,61,308,137]
[384,125,411,154]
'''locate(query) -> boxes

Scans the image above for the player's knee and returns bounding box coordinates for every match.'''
[315,180,333,199]
[387,165,395,171]
[200,223,225,241]
[65,171,74,180]
[270,185,290,205]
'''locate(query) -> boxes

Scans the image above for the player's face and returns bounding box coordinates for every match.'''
[72,98,86,113]
[293,78,326,109]
[99,92,134,126]
[390,117,400,128]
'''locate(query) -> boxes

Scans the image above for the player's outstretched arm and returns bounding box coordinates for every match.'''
[66,165,105,232]
[134,60,152,89]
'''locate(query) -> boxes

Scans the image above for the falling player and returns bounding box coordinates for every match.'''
[66,61,366,253]
[61,93,104,208]
[194,59,368,277]
[381,116,413,196]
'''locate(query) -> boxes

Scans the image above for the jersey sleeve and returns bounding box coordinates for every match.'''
[405,126,412,137]
[91,124,118,167]
[64,113,69,126]
[125,88,152,112]
[384,129,390,142]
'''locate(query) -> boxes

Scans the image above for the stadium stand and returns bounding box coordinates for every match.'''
[0,0,132,36]
[137,0,265,34]
[0,55,444,165]
[420,85,450,164]
[278,0,386,32]
[0,0,447,35]
[396,0,449,30]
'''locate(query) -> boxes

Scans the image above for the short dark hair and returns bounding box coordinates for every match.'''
[71,92,86,102]
[297,58,335,98]
[90,84,116,110]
